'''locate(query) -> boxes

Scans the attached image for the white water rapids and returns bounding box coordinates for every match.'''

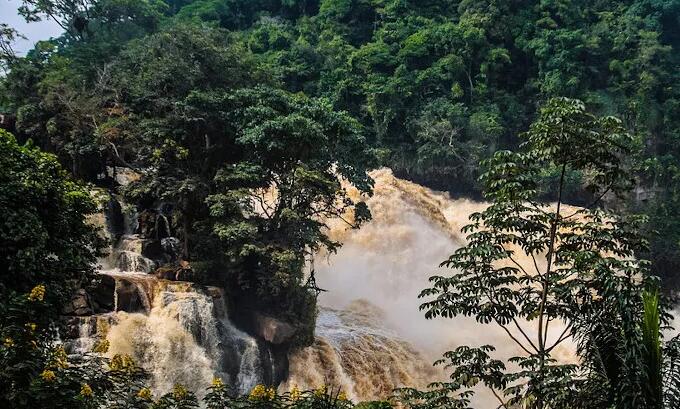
[73,168,579,407]
[286,169,577,406]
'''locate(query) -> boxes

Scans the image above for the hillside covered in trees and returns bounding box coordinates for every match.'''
[3,1,680,408]
[2,0,680,287]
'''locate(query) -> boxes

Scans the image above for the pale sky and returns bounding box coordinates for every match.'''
[1,0,64,55]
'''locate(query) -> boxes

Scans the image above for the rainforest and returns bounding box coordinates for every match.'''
[1,1,680,408]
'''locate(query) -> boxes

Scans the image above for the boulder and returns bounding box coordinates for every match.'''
[175,260,196,282]
[153,266,176,281]
[105,197,126,238]
[61,316,98,340]
[89,274,116,312]
[63,289,93,316]
[253,314,296,345]
[152,261,196,282]
[61,316,84,339]
[115,280,146,313]
[141,239,164,261]
[108,166,141,187]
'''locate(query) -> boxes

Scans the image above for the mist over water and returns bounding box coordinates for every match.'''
[284,168,506,405]
[78,168,578,407]
[317,168,481,354]
[289,169,576,406]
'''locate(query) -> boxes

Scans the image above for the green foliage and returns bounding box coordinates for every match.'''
[3,1,680,405]
[0,23,25,74]
[201,86,372,343]
[664,334,680,408]
[0,129,104,308]
[5,0,680,287]
[0,129,149,408]
[1,290,150,408]
[204,383,359,408]
[150,385,200,409]
[642,287,664,407]
[418,98,657,408]
[78,23,374,344]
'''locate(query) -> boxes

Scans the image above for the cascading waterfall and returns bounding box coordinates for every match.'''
[73,191,268,400]
[286,168,577,407]
[74,168,577,406]
[71,271,267,399]
[284,301,439,401]
[111,235,156,273]
[105,283,263,397]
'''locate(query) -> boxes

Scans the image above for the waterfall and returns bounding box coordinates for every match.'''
[284,301,439,401]
[286,168,577,407]
[73,191,267,400]
[70,273,267,399]
[76,168,577,406]
[105,284,263,398]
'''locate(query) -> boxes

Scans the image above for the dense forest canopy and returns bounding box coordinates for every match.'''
[2,0,680,288]
[3,0,680,408]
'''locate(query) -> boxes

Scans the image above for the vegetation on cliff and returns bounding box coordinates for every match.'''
[2,0,680,408]
[0,129,145,407]
[2,0,680,288]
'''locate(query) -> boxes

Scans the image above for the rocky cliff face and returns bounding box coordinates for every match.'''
[63,169,455,404]
[62,189,293,397]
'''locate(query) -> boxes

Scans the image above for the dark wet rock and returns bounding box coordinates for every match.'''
[115,279,146,313]
[174,266,195,282]
[138,209,157,238]
[141,239,164,260]
[61,316,84,339]
[90,275,116,312]
[105,197,126,239]
[156,214,171,239]
[152,261,196,282]
[161,237,181,262]
[254,314,296,345]
[153,266,177,280]
[63,289,93,316]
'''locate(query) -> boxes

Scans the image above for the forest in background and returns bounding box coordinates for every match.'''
[2,1,680,408]
[2,0,680,289]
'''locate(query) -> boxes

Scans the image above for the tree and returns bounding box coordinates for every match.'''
[0,129,128,407]
[16,0,165,41]
[105,25,373,345]
[0,24,26,75]
[0,129,104,308]
[104,24,261,260]
[201,86,373,345]
[18,0,98,40]
[415,98,655,408]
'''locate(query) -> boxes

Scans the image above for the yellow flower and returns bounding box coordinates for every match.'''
[92,339,110,354]
[110,354,123,370]
[289,385,301,401]
[172,384,188,400]
[110,354,136,372]
[137,387,152,401]
[249,384,269,401]
[25,322,37,332]
[3,337,14,348]
[40,370,56,382]
[314,385,327,398]
[267,387,276,400]
[123,354,135,367]
[80,383,93,398]
[337,391,348,401]
[211,377,224,389]
[50,345,69,369]
[28,285,46,301]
